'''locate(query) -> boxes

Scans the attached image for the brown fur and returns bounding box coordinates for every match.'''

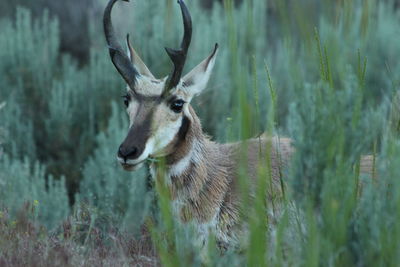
[150,106,375,248]
[151,107,293,246]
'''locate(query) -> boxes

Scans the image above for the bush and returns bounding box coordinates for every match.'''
[0,155,69,230]
[1,0,400,265]
[78,103,152,233]
[0,8,124,195]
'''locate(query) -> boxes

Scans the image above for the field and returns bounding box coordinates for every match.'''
[1,0,400,266]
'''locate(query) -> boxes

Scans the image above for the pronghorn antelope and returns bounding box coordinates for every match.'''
[104,0,374,249]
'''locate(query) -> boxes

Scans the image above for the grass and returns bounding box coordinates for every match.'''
[1,0,400,266]
[0,204,158,266]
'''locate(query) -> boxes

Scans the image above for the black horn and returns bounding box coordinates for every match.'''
[164,0,193,93]
[104,0,139,92]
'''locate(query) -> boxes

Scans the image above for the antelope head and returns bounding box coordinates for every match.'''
[104,0,218,171]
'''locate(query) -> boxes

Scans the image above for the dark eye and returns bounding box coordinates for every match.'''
[122,94,131,107]
[170,99,185,113]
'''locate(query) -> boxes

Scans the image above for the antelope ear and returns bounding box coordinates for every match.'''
[182,43,218,99]
[126,34,155,79]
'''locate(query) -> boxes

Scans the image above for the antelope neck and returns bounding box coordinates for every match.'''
[165,107,204,170]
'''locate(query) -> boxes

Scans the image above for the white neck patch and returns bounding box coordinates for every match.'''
[168,139,202,177]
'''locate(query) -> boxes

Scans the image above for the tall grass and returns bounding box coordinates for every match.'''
[1,0,400,265]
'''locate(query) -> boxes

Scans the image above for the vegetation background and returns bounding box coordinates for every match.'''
[1,0,400,265]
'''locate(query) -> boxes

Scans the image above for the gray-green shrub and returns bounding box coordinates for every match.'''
[0,8,123,194]
[0,155,69,230]
[0,0,400,265]
[78,103,152,233]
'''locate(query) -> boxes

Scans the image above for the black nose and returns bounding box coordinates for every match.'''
[118,145,138,161]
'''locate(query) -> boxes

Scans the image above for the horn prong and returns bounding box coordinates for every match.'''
[164,0,193,93]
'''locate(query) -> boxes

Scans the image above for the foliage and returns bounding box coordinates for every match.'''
[0,207,157,266]
[0,0,98,62]
[0,7,124,195]
[1,0,400,266]
[0,155,69,230]
[79,103,152,233]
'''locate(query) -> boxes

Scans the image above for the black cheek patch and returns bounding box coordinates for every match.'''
[177,116,190,142]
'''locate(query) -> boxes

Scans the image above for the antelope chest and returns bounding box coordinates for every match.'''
[171,197,221,247]
[149,163,223,240]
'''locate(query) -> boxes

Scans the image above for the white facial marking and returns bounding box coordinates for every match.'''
[149,112,183,157]
[126,98,139,127]
[119,107,183,168]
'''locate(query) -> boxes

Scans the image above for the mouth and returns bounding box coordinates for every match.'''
[119,160,145,171]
